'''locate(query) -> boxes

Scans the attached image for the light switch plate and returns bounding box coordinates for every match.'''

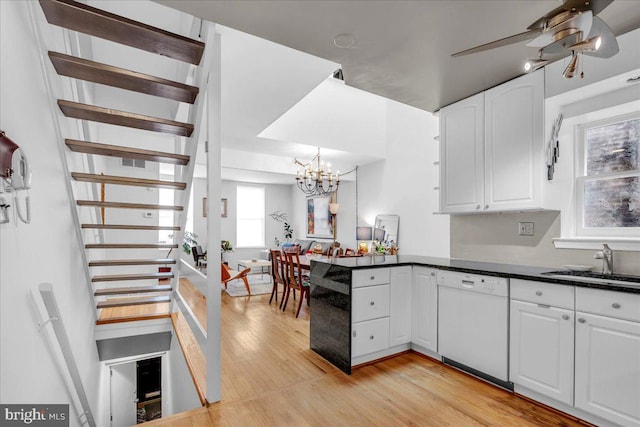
[518,222,534,236]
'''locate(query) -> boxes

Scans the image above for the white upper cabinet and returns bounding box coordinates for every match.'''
[440,92,485,213]
[439,70,544,213]
[485,71,544,211]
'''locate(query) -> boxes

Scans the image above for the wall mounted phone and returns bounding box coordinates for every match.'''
[1,130,31,224]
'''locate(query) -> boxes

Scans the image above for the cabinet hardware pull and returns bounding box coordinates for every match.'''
[370,301,375,306]
[535,290,542,296]
[431,272,436,276]
[562,314,570,320]
[370,276,375,280]
[485,205,489,209]
[352,331,356,337]
[537,304,550,309]
[476,205,480,210]
[461,280,475,286]
[369,335,374,340]
[612,303,621,309]
[578,318,586,323]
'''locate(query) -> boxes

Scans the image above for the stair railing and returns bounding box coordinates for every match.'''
[38,283,96,427]
[27,2,98,321]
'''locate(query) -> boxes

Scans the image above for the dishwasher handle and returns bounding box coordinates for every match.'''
[461,279,475,288]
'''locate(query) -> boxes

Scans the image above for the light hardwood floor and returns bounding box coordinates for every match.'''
[147,284,586,427]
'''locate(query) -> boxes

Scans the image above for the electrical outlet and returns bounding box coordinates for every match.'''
[518,222,534,236]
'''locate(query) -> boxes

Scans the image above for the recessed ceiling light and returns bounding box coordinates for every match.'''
[333,33,356,49]
[626,76,640,84]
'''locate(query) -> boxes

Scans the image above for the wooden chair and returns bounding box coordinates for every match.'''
[221,263,251,295]
[269,249,286,305]
[282,251,310,318]
[330,247,343,257]
[344,248,356,256]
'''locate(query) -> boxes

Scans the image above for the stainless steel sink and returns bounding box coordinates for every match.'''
[542,270,640,288]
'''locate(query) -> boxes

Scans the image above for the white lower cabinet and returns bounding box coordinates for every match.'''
[411,267,438,353]
[509,300,574,405]
[352,317,390,358]
[389,266,412,346]
[574,288,640,427]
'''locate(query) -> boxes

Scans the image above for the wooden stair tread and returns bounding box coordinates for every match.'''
[72,172,186,189]
[92,272,174,282]
[96,303,171,325]
[86,243,178,249]
[58,100,194,137]
[66,139,189,165]
[77,200,183,211]
[89,258,176,267]
[94,285,172,295]
[82,224,180,231]
[39,0,204,65]
[171,312,207,405]
[97,295,171,309]
[49,52,199,103]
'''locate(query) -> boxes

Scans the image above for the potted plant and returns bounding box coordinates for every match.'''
[221,240,233,263]
[182,231,198,254]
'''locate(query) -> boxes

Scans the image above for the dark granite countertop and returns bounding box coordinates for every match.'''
[310,255,640,294]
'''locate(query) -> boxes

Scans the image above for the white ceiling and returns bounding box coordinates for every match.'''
[156,0,640,112]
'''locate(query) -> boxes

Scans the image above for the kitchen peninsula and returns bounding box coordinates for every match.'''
[309,255,640,427]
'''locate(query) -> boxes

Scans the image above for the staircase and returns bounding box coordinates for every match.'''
[38,0,211,325]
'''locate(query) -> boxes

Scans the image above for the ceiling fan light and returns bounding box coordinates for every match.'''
[570,35,602,52]
[524,58,548,72]
[563,52,580,78]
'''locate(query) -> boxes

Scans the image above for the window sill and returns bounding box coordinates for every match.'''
[553,237,640,251]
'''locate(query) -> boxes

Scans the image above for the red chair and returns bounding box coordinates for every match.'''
[221,263,251,295]
[282,251,310,318]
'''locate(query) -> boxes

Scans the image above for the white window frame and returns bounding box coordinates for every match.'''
[574,111,640,239]
[236,185,265,248]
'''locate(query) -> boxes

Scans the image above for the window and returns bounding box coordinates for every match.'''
[576,112,640,237]
[237,185,265,247]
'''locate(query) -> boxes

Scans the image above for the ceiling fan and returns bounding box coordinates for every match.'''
[452,0,620,78]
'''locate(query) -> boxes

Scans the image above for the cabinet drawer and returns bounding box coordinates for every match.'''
[353,268,390,288]
[352,317,390,358]
[576,287,640,322]
[511,279,574,309]
[353,284,390,323]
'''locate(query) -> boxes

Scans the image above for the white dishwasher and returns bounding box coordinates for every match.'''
[437,270,511,389]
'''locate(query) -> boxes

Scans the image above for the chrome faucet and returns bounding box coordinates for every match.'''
[594,244,614,275]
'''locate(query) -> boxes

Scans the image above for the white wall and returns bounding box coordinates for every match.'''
[1,2,103,424]
[219,180,292,268]
[356,100,449,257]
[165,339,201,414]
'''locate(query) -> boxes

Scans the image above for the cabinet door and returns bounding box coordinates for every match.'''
[575,312,640,427]
[411,267,438,352]
[440,92,485,213]
[484,70,543,211]
[352,317,390,359]
[389,266,412,346]
[509,300,574,405]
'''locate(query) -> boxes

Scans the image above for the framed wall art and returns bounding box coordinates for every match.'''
[306,195,333,238]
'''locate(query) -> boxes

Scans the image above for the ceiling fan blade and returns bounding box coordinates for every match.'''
[583,16,619,58]
[451,29,541,57]
[561,0,614,15]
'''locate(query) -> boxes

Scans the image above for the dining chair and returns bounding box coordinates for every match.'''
[282,251,310,318]
[344,248,356,256]
[269,249,286,305]
[330,247,344,257]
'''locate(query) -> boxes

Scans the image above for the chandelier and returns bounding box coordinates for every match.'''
[295,148,340,196]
